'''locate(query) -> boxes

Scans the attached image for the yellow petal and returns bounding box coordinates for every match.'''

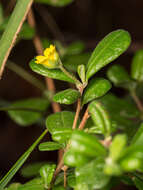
[44,48,50,57]
[35,56,47,64]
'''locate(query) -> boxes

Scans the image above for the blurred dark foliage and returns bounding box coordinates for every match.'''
[1,0,143,189]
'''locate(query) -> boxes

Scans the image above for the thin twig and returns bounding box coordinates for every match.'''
[72,98,81,129]
[79,108,90,130]
[130,91,143,112]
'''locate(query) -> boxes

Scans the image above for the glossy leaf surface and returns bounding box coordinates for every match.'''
[40,164,56,188]
[86,30,131,80]
[76,158,110,189]
[53,89,80,105]
[131,49,143,81]
[133,177,143,190]
[70,130,107,157]
[39,142,63,151]
[8,98,49,126]
[64,149,91,167]
[77,64,86,83]
[89,100,111,136]
[52,127,72,143]
[46,111,79,133]
[82,78,111,105]
[30,59,75,83]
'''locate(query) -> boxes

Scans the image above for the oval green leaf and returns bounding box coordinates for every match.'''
[66,41,85,55]
[86,30,131,80]
[53,89,80,105]
[89,100,111,136]
[52,127,72,143]
[82,78,111,106]
[131,123,143,146]
[131,49,143,82]
[46,111,80,133]
[8,98,49,126]
[30,59,75,83]
[70,130,107,157]
[107,64,135,90]
[39,142,63,151]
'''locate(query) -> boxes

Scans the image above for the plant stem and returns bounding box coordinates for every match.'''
[59,63,82,88]
[7,61,45,91]
[72,98,81,130]
[130,90,143,112]
[79,108,90,130]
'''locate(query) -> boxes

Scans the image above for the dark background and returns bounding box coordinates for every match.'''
[1,0,143,189]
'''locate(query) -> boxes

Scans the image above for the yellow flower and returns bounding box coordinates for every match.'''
[35,45,59,69]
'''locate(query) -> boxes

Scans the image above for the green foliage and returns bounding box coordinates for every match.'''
[86,29,131,80]
[131,49,143,82]
[40,164,56,188]
[0,129,48,189]
[39,142,64,151]
[75,158,110,190]
[107,64,136,90]
[53,89,80,105]
[2,23,143,190]
[35,0,74,7]
[30,59,75,83]
[20,162,48,178]
[89,100,111,136]
[82,78,111,106]
[0,0,33,71]
[8,98,49,126]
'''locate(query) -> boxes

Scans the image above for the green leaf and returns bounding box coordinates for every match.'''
[67,171,76,188]
[5,183,21,190]
[131,49,143,82]
[0,129,48,189]
[70,130,107,157]
[99,93,140,132]
[89,100,111,137]
[86,29,131,80]
[120,146,143,172]
[66,41,85,55]
[39,142,63,151]
[109,134,127,162]
[107,64,135,90]
[63,53,90,72]
[30,59,75,83]
[53,89,80,105]
[40,164,56,188]
[64,149,91,167]
[77,65,86,83]
[133,177,143,190]
[0,0,33,73]
[76,158,110,189]
[20,162,48,178]
[46,111,79,133]
[131,123,143,146]
[18,184,44,190]
[8,98,49,126]
[52,127,72,143]
[82,78,111,106]
[35,0,74,7]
